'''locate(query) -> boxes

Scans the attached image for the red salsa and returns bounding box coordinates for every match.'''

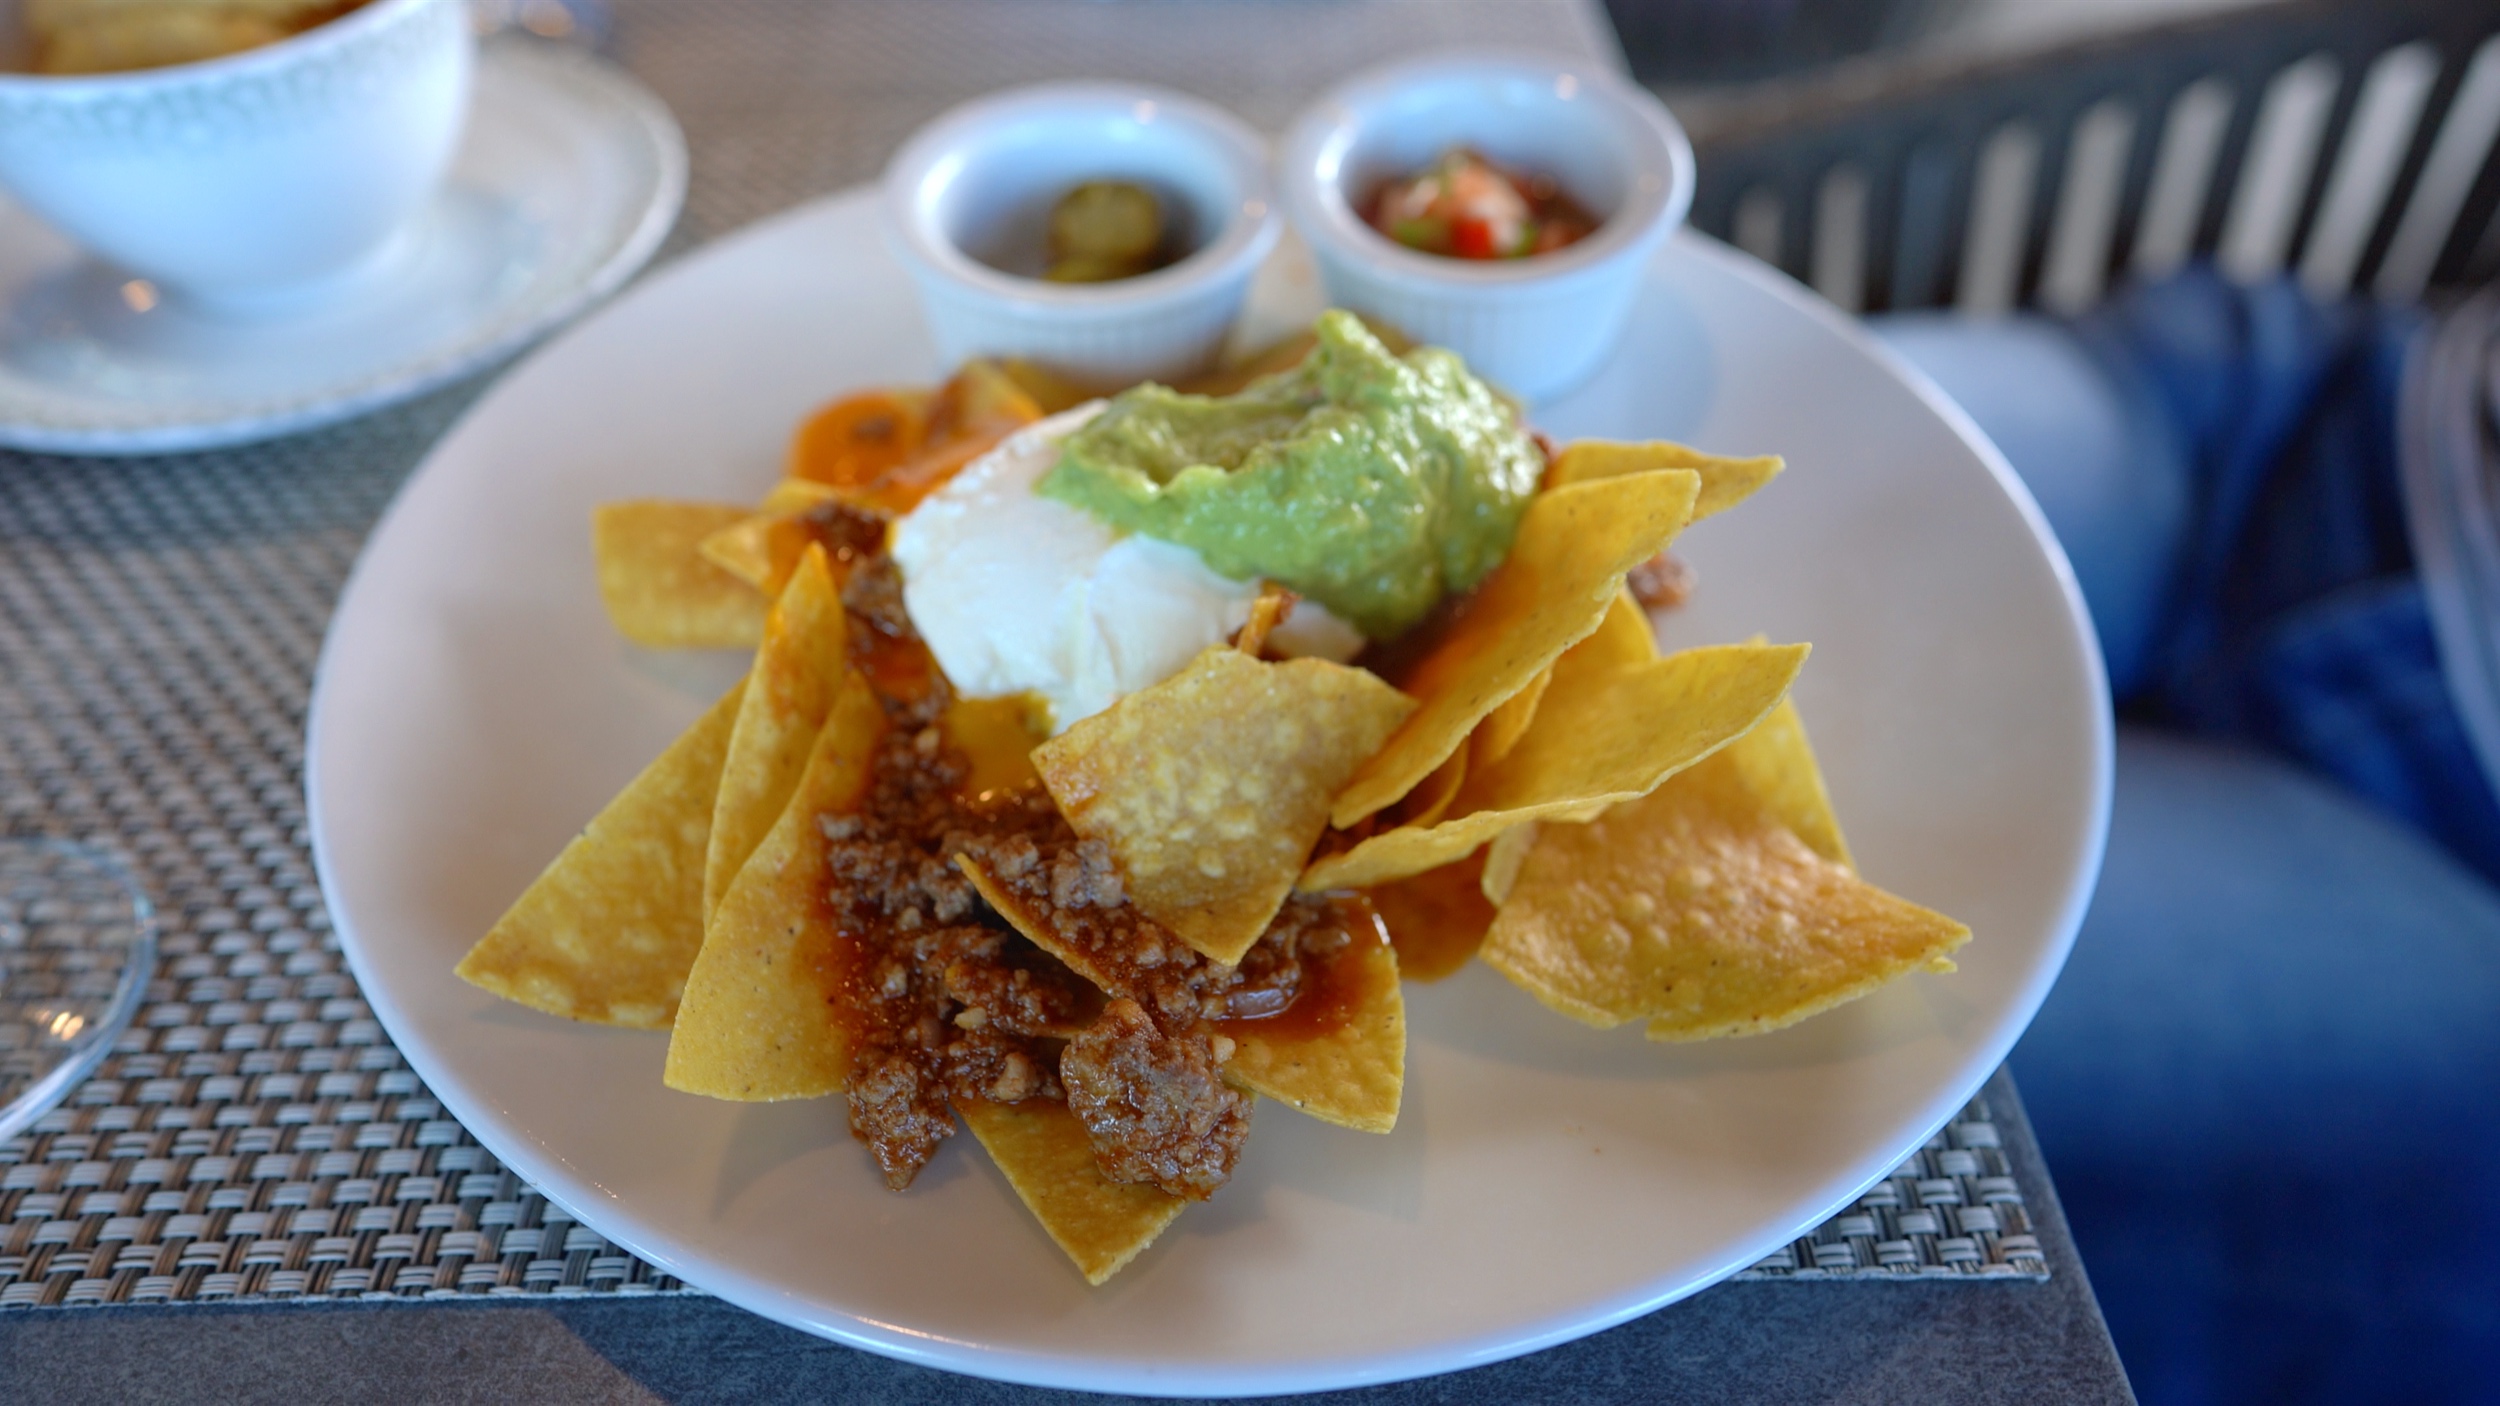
[1366,149,1599,260]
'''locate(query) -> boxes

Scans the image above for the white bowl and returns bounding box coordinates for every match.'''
[0,0,473,308]
[1280,51,1695,403]
[881,82,1279,389]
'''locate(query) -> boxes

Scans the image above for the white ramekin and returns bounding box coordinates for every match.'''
[1279,51,1695,403]
[0,0,473,308]
[881,82,1280,390]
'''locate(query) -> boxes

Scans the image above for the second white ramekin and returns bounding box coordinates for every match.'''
[1280,52,1695,403]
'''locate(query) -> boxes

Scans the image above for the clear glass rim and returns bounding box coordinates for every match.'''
[0,836,159,1145]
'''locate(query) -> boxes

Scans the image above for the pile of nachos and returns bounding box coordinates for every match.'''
[456,313,1969,1283]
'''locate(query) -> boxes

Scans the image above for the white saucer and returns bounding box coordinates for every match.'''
[0,39,685,457]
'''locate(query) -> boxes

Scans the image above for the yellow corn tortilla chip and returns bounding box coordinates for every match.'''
[1548,440,1783,521]
[1497,593,1662,839]
[592,501,769,650]
[1233,582,1298,659]
[704,546,849,923]
[944,693,1047,803]
[1218,930,1405,1132]
[1300,641,1808,892]
[957,1096,1187,1286]
[1331,471,1700,828]
[1479,823,1537,906]
[1368,849,1497,982]
[697,514,794,594]
[955,855,1121,993]
[664,672,885,1099]
[1465,592,1651,775]
[1715,698,1853,869]
[999,359,1096,415]
[455,680,747,1027]
[1036,647,1416,964]
[1479,717,1967,1038]
[959,855,1404,1133]
[761,479,843,516]
[1565,591,1661,677]
[1396,748,1469,830]
[699,482,851,596]
[1471,666,1550,770]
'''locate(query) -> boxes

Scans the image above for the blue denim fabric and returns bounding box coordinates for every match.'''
[1879,278,2500,1404]
[1893,267,2500,884]
[2014,730,2500,1406]
[2064,271,2500,884]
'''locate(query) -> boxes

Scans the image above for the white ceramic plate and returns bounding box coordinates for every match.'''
[307,188,2110,1397]
[0,40,684,456]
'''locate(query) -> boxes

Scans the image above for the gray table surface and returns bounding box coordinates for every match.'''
[0,1,2133,1399]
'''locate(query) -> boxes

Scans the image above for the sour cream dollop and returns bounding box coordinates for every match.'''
[890,404,1365,731]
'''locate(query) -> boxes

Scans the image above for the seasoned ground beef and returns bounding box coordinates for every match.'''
[949,828,1377,1195]
[1061,998,1251,1200]
[1626,550,1695,610]
[840,551,917,648]
[822,547,1361,1200]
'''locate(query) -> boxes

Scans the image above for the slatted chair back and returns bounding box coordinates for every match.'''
[1681,0,2500,313]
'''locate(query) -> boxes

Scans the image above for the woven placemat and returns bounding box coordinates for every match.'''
[0,0,2048,1310]
[0,386,2049,1308]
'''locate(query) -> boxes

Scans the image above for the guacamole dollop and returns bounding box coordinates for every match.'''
[1038,311,1542,639]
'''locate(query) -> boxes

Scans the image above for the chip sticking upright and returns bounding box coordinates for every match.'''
[1034,645,1415,964]
[1302,640,1808,891]
[665,672,885,1100]
[1331,470,1700,829]
[1546,439,1783,522]
[703,545,849,922]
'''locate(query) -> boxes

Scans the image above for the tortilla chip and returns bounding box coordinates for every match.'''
[999,359,1096,415]
[761,479,843,516]
[1548,441,1783,522]
[455,681,747,1027]
[1479,719,1967,1037]
[843,362,1044,513]
[695,513,781,593]
[955,855,1120,993]
[1479,824,1537,906]
[1469,592,1654,782]
[1219,927,1404,1132]
[592,501,769,650]
[960,855,1404,1134]
[1714,698,1853,869]
[957,1097,1187,1285]
[664,672,885,1099]
[945,693,1047,804]
[1178,317,1413,398]
[1563,591,1661,678]
[1233,582,1298,659]
[1367,849,1495,981]
[1036,647,1415,964]
[698,512,827,599]
[703,481,884,601]
[927,360,1045,443]
[1471,667,1550,770]
[1331,471,1701,828]
[704,546,849,923]
[1301,641,1808,892]
[1396,748,1469,830]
